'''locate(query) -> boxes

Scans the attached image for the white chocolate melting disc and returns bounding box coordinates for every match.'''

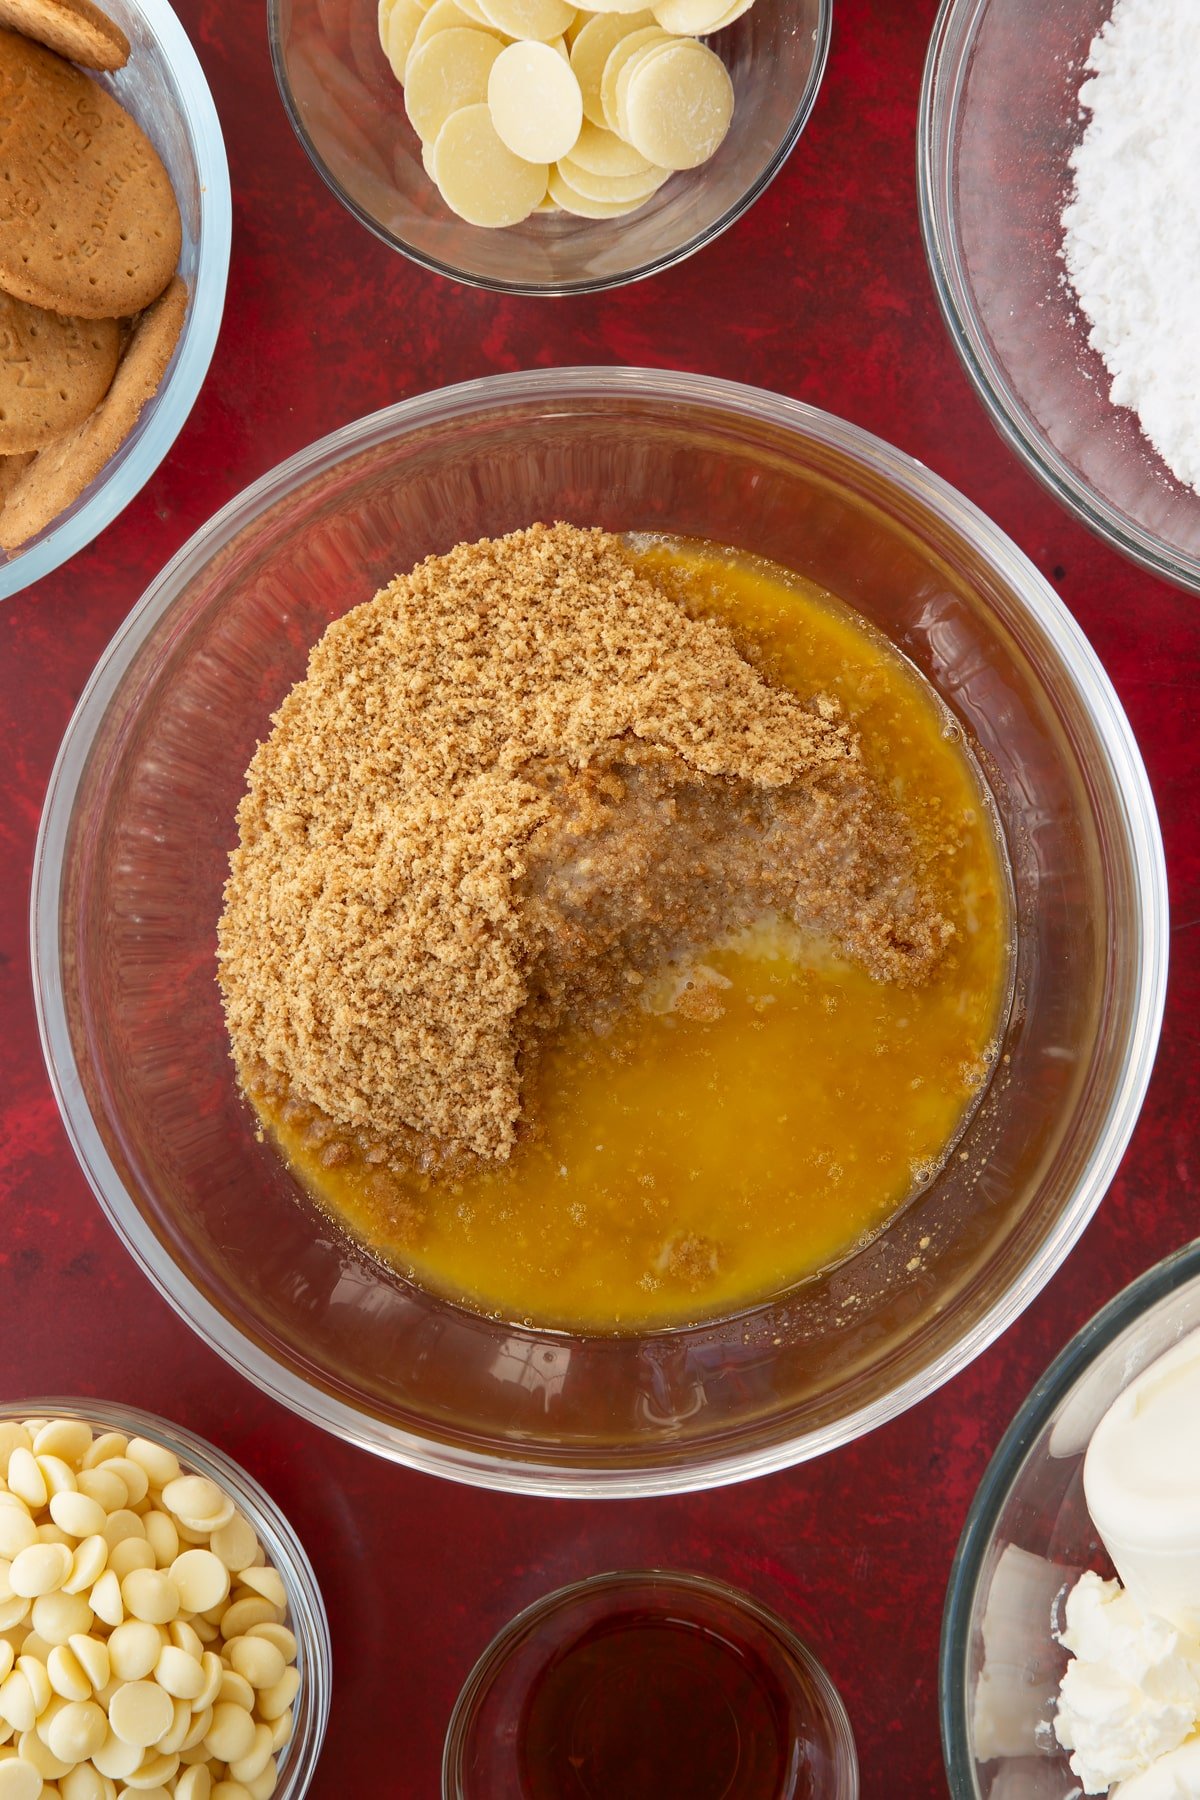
[567,119,653,175]
[613,34,673,138]
[622,36,732,167]
[476,0,576,40]
[381,0,425,77]
[583,0,653,11]
[408,0,494,70]
[405,28,505,142]
[488,40,583,161]
[548,164,651,215]
[568,8,654,125]
[652,0,734,31]
[434,103,549,224]
[706,0,755,25]
[599,24,668,130]
[556,155,666,203]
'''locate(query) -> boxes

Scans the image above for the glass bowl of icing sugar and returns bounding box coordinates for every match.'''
[920,0,1200,595]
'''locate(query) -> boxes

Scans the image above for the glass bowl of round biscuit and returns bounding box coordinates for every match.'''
[0,1399,330,1798]
[0,0,231,602]
[32,367,1166,1495]
[267,0,831,294]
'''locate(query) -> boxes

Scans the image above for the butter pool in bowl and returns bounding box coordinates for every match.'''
[32,368,1165,1495]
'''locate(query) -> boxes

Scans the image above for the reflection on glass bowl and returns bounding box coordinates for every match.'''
[919,0,1200,593]
[940,1238,1200,1798]
[0,0,231,602]
[33,368,1166,1495]
[267,0,830,295]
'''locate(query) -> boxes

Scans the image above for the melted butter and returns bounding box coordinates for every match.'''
[253,539,1013,1331]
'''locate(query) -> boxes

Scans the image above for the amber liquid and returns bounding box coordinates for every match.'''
[518,1609,810,1800]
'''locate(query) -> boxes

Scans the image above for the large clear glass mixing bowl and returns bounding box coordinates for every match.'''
[32,368,1167,1495]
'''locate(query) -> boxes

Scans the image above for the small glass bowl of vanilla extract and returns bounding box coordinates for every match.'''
[442,1569,858,1800]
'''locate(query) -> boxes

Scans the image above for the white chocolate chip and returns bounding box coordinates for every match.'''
[153,1647,204,1702]
[9,1546,72,1601]
[61,1541,107,1600]
[45,1700,106,1765]
[107,1624,161,1686]
[203,1702,256,1763]
[0,1758,44,1800]
[46,1497,105,1546]
[79,1437,126,1473]
[29,1594,92,1648]
[6,1455,47,1513]
[168,1556,228,1618]
[123,1444,179,1494]
[107,1680,172,1749]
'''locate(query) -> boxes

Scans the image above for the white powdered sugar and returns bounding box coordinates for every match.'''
[1061,0,1200,494]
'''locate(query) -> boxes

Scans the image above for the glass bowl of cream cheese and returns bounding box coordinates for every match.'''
[941,1235,1200,1798]
[919,0,1200,594]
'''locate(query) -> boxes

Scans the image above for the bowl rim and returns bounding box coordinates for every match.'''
[440,1567,860,1800]
[0,0,233,604]
[917,0,1200,597]
[31,365,1170,1496]
[264,0,833,297]
[0,1395,333,1799]
[938,1235,1200,1797]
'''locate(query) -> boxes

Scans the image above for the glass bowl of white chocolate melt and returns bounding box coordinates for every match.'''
[0,1400,330,1800]
[31,368,1166,1496]
[266,0,830,293]
[941,1237,1200,1799]
[919,0,1200,594]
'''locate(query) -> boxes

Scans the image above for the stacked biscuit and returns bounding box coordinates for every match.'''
[0,0,186,553]
[378,0,754,227]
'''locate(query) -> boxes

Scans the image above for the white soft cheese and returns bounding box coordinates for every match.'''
[1055,1573,1200,1793]
[1083,1329,1200,1638]
[1115,1736,1200,1799]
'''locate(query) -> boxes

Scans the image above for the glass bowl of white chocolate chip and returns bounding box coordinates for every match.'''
[267,0,831,293]
[0,1401,330,1800]
[941,1236,1200,1799]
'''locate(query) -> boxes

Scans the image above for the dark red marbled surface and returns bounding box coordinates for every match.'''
[1,2,1197,1795]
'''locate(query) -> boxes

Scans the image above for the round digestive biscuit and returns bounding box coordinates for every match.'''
[0,293,119,452]
[476,0,574,39]
[568,8,652,125]
[433,103,547,225]
[0,30,181,319]
[0,274,186,551]
[622,36,732,167]
[488,40,581,162]
[0,0,129,70]
[404,27,503,142]
[598,23,667,131]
